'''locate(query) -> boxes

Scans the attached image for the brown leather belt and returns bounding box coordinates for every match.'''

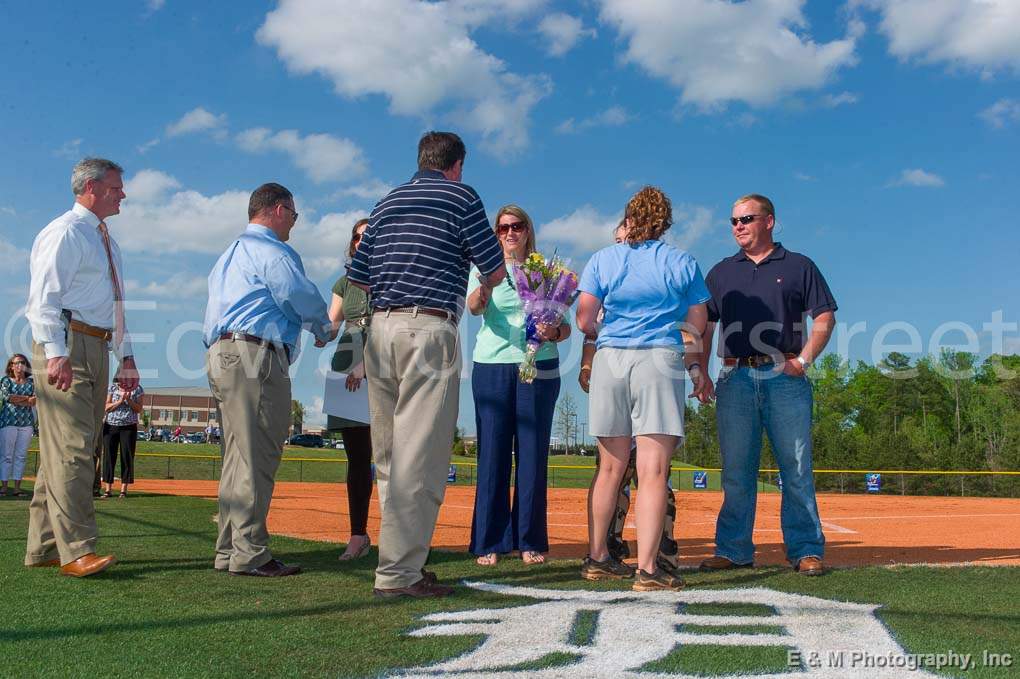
[373,306,455,323]
[69,319,113,342]
[218,332,290,361]
[723,353,798,368]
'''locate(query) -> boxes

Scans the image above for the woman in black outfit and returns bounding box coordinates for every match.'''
[327,219,374,560]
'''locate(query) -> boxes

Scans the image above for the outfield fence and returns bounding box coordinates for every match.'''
[24,450,1020,497]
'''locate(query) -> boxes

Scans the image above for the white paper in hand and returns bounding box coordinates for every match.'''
[322,371,370,424]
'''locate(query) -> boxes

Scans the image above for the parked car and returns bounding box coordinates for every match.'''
[287,433,324,448]
[186,432,206,444]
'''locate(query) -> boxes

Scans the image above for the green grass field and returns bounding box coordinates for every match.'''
[21,440,762,492]
[1,487,1017,678]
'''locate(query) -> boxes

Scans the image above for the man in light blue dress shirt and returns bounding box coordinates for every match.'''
[203,182,334,577]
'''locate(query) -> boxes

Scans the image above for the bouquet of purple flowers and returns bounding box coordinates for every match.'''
[511,252,579,383]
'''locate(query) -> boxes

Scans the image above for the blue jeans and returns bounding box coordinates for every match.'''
[470,359,560,555]
[714,366,824,565]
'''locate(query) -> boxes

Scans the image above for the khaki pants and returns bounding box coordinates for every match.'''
[207,339,291,572]
[25,333,108,566]
[366,311,461,589]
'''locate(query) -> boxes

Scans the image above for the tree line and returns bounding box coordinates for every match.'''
[552,351,1020,497]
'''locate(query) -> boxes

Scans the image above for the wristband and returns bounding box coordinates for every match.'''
[583,337,597,346]
[796,356,810,369]
[579,365,592,373]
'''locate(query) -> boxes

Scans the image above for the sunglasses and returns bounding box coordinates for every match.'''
[497,221,528,234]
[730,214,761,226]
[11,361,27,366]
[281,204,300,221]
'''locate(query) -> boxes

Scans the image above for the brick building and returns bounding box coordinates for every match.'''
[141,386,219,434]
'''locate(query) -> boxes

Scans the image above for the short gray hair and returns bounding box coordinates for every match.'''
[71,157,123,196]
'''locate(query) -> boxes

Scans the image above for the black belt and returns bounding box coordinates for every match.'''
[373,306,455,323]
[723,353,797,368]
[218,332,290,361]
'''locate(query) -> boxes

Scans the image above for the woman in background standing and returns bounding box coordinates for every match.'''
[467,204,570,567]
[0,354,36,497]
[327,218,374,561]
[101,376,144,498]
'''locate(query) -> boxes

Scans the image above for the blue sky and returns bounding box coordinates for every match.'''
[1,0,1018,435]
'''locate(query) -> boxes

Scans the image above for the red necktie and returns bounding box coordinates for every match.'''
[97,221,126,349]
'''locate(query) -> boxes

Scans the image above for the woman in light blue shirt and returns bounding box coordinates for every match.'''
[576,186,711,591]
[466,204,571,567]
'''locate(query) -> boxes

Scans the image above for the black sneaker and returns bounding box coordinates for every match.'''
[633,568,685,591]
[580,556,635,581]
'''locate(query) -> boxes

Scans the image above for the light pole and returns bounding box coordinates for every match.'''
[570,413,578,454]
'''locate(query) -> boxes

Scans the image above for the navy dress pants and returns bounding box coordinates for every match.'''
[469,359,560,555]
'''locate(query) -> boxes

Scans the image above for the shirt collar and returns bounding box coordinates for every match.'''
[731,242,787,263]
[71,202,101,229]
[412,169,446,181]
[246,223,281,241]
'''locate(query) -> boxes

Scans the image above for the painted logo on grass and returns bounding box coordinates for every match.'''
[397,582,935,678]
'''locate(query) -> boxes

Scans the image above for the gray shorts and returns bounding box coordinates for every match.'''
[588,346,686,438]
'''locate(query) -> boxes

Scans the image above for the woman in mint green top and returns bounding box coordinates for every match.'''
[466,204,571,567]
[326,219,374,561]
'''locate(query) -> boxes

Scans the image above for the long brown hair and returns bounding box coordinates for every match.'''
[347,218,370,259]
[5,353,30,379]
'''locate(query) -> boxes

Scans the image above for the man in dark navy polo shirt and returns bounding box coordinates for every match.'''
[349,131,505,598]
[697,193,836,576]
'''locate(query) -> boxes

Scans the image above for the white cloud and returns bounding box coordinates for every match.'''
[889,168,945,188]
[598,0,859,108]
[854,0,1020,73]
[822,91,859,107]
[115,171,250,254]
[136,137,161,154]
[794,171,817,181]
[0,237,29,273]
[664,204,714,251]
[305,396,327,428]
[538,202,715,260]
[54,138,83,158]
[538,13,597,56]
[537,205,622,257]
[289,209,370,279]
[556,106,632,134]
[979,99,1020,129]
[115,170,370,279]
[334,179,393,202]
[147,0,166,11]
[235,128,366,184]
[0,206,16,217]
[124,169,182,203]
[256,0,552,154]
[126,272,207,299]
[166,107,228,139]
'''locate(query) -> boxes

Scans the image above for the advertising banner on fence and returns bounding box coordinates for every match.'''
[867,473,882,493]
[693,471,708,489]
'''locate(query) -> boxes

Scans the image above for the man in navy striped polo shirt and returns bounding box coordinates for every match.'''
[349,131,504,598]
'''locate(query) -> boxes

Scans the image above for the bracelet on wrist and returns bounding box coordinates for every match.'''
[579,365,592,373]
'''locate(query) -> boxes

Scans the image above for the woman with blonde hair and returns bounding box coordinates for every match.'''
[466,204,570,566]
[576,186,711,590]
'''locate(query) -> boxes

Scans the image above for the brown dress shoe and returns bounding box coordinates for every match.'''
[373,576,454,599]
[27,558,61,568]
[60,554,117,577]
[795,556,825,576]
[230,559,301,577]
[699,556,753,571]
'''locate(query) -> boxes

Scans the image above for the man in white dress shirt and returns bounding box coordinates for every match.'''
[24,157,138,577]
